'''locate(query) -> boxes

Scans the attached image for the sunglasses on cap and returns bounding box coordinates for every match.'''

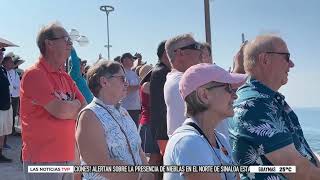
[176,43,202,51]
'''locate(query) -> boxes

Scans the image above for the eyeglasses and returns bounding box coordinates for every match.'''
[109,75,127,83]
[206,83,235,94]
[48,36,72,43]
[265,52,290,63]
[1,48,5,52]
[176,43,202,51]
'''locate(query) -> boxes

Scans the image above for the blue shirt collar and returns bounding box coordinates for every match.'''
[237,76,285,103]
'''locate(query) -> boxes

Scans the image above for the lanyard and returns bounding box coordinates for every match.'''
[185,121,228,180]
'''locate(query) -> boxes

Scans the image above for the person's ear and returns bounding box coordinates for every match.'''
[197,88,209,105]
[175,49,183,56]
[99,76,109,87]
[45,39,53,48]
[259,53,270,65]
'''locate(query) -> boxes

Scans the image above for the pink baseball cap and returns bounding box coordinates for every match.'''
[179,63,247,99]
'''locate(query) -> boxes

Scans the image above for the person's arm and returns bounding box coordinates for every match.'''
[69,48,82,79]
[76,110,139,180]
[141,82,150,94]
[139,148,148,165]
[22,70,83,120]
[266,144,320,180]
[138,148,154,180]
[126,72,140,93]
[127,84,140,93]
[231,41,247,74]
[44,76,87,120]
[44,99,82,119]
[74,143,82,180]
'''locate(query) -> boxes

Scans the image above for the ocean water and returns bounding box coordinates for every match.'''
[293,107,320,154]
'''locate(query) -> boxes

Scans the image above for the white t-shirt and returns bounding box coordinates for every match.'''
[164,70,185,137]
[121,69,141,110]
[7,69,20,98]
[164,69,230,139]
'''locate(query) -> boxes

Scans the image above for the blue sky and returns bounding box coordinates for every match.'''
[1,0,320,107]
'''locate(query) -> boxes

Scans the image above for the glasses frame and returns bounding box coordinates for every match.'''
[108,75,127,83]
[206,83,235,94]
[48,36,72,43]
[265,52,290,63]
[175,43,202,51]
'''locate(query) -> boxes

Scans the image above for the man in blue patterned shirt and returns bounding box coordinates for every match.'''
[229,35,320,180]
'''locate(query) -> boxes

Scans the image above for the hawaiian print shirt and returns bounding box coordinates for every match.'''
[229,77,317,180]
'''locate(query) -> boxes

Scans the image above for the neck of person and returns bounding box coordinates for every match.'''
[171,63,184,72]
[43,54,65,71]
[193,111,221,148]
[97,91,118,107]
[124,66,131,71]
[250,72,280,92]
[4,67,11,71]
[160,58,172,69]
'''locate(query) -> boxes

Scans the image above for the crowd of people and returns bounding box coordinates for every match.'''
[0,21,319,180]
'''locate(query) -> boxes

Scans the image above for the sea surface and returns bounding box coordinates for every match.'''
[294,107,320,153]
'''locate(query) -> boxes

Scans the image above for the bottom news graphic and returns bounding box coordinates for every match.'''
[27,165,296,174]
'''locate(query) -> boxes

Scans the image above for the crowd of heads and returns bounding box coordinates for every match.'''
[2,20,312,180]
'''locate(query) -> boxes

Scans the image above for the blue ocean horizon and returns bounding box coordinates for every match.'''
[293,107,320,154]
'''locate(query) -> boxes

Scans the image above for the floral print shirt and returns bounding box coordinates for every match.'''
[229,77,317,180]
[80,97,142,180]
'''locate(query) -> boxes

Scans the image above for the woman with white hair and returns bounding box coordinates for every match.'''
[163,63,247,180]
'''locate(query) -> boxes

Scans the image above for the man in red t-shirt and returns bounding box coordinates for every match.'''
[20,22,86,180]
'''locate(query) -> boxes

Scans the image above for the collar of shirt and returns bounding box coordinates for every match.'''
[236,76,286,104]
[38,56,63,73]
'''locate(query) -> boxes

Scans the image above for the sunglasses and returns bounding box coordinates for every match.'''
[1,47,5,52]
[176,43,202,51]
[109,75,127,83]
[265,52,290,63]
[206,83,235,94]
[48,36,72,43]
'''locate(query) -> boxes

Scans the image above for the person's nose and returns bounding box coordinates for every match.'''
[232,91,238,100]
[123,81,129,87]
[67,39,73,46]
[289,59,294,68]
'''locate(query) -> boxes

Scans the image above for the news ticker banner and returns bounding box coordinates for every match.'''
[28,165,296,174]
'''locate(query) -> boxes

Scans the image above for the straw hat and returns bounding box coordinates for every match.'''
[5,52,25,67]
[14,59,25,67]
[132,59,146,71]
[0,37,18,48]
[139,64,153,85]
